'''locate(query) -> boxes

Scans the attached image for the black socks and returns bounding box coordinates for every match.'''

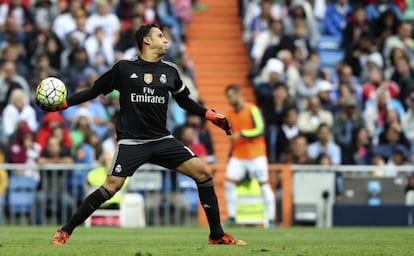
[197,178,224,240]
[62,186,113,235]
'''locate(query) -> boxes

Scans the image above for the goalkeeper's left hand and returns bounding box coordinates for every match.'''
[205,109,232,135]
[36,98,68,112]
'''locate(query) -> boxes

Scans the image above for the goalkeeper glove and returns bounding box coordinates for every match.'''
[205,109,232,135]
[36,98,68,112]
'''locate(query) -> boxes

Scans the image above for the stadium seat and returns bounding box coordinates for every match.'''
[317,35,344,70]
[6,175,37,214]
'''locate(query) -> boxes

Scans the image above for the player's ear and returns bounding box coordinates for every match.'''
[143,36,152,47]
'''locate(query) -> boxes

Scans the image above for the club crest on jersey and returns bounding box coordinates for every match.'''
[144,73,153,84]
[115,164,122,173]
[160,74,167,84]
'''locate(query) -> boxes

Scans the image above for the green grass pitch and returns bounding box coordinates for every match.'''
[0,226,413,256]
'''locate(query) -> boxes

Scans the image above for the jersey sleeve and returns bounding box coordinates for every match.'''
[170,65,189,97]
[94,61,121,95]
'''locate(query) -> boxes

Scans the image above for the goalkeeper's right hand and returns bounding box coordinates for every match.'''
[36,98,68,112]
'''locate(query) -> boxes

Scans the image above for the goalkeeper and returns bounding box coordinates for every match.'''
[40,24,246,246]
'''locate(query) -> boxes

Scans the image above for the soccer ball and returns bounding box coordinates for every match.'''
[36,77,67,108]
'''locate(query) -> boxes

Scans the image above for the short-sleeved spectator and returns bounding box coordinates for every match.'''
[308,124,342,165]
[86,0,121,45]
[323,0,352,38]
[2,89,37,141]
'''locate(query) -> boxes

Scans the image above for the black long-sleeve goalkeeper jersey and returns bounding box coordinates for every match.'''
[67,57,206,141]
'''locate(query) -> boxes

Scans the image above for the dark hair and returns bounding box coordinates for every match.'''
[225,84,240,94]
[135,24,159,52]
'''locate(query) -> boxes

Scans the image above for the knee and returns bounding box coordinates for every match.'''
[193,168,212,183]
[103,177,124,194]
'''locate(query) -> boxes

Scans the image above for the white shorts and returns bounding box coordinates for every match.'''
[225,156,269,183]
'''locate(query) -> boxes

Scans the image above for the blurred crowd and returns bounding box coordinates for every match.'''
[241,0,414,179]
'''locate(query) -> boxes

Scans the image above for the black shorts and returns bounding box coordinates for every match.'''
[108,138,196,177]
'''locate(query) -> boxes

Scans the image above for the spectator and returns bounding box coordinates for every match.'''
[383,20,414,61]
[0,0,34,34]
[250,17,285,72]
[316,80,336,113]
[333,95,365,164]
[371,122,410,174]
[295,61,321,110]
[242,0,273,47]
[35,136,75,224]
[0,15,26,47]
[262,83,294,128]
[351,126,373,165]
[331,64,363,105]
[2,88,37,141]
[36,112,72,151]
[29,53,59,94]
[62,84,110,141]
[1,42,30,80]
[371,9,400,53]
[33,0,58,30]
[362,66,399,102]
[85,26,115,74]
[69,109,94,152]
[280,134,315,164]
[323,0,352,38]
[276,49,300,98]
[86,0,121,46]
[180,125,207,162]
[255,58,284,105]
[390,55,414,107]
[8,121,41,183]
[64,9,89,49]
[266,106,300,163]
[0,59,30,110]
[308,123,342,165]
[284,0,319,48]
[116,14,144,55]
[297,97,333,141]
[341,4,370,53]
[343,33,375,78]
[172,0,192,38]
[51,0,84,42]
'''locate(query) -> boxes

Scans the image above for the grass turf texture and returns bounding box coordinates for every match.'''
[0,226,413,256]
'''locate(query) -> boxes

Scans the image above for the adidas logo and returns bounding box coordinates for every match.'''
[130,73,138,78]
